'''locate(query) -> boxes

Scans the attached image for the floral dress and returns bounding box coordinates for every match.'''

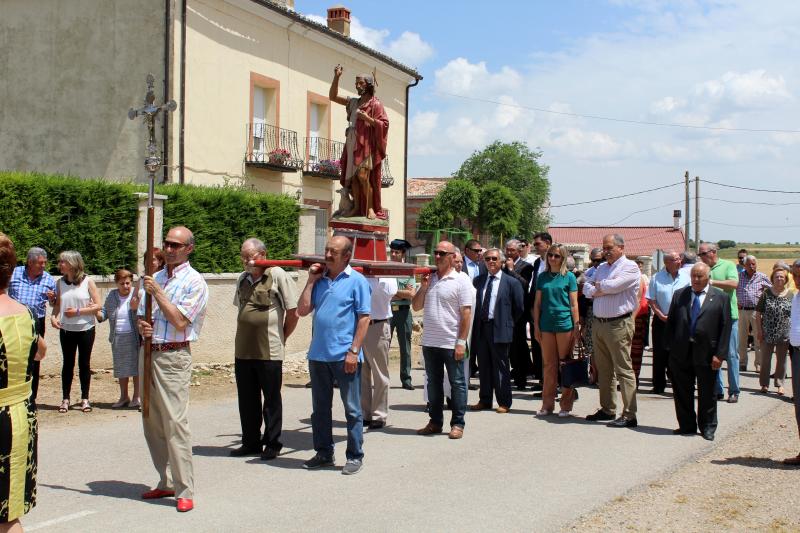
[756,289,793,344]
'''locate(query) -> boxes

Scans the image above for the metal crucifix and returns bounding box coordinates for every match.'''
[128,74,176,418]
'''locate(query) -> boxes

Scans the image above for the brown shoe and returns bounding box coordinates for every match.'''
[783,454,800,465]
[416,422,443,435]
[448,426,464,439]
[495,406,510,414]
[469,402,491,411]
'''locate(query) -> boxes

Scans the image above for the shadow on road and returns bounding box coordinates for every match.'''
[710,456,798,470]
[41,481,172,506]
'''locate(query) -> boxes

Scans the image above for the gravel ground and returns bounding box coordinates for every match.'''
[565,396,800,532]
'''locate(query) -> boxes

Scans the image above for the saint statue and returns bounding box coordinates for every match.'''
[329,65,389,220]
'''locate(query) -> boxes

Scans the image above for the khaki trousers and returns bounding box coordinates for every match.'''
[361,321,391,422]
[592,315,638,419]
[738,309,761,370]
[142,347,194,499]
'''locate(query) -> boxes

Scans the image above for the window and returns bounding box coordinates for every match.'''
[249,74,279,159]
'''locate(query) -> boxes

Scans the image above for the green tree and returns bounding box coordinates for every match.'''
[454,141,550,238]
[416,179,479,231]
[478,183,520,240]
[717,239,736,249]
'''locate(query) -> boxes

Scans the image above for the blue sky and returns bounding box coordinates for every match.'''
[298,1,800,244]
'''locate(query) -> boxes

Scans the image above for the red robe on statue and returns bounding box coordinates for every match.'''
[340,95,389,218]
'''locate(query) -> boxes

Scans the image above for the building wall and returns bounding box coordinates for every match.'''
[181,0,412,240]
[0,0,168,182]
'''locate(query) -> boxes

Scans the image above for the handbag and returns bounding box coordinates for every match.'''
[560,338,589,388]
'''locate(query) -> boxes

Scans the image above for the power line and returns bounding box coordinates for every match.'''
[703,219,800,229]
[702,196,800,206]
[550,181,683,208]
[553,200,684,227]
[434,91,800,134]
[702,179,800,194]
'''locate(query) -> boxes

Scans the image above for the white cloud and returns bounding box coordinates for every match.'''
[434,58,521,96]
[694,70,791,109]
[408,111,441,155]
[304,14,433,67]
[494,95,521,127]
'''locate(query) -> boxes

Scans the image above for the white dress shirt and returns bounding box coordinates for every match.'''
[582,256,641,318]
[482,270,503,320]
[367,278,398,321]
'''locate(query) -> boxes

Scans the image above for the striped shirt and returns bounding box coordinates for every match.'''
[736,270,770,309]
[140,262,209,343]
[421,269,473,348]
[582,256,640,318]
[9,266,55,318]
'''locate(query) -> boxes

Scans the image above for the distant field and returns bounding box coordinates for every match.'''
[718,243,800,261]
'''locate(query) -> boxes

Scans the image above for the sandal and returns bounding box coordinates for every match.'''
[128,398,141,410]
[111,398,130,409]
[80,399,93,413]
[777,387,785,396]
[58,399,70,413]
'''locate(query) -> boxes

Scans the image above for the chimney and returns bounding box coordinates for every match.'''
[327,5,351,37]
[673,209,681,231]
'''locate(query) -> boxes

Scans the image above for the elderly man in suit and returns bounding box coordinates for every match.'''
[469,248,524,413]
[665,262,732,441]
[505,239,534,390]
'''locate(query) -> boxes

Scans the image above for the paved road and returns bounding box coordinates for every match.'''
[25,362,780,532]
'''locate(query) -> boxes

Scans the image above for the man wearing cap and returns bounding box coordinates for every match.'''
[389,239,417,390]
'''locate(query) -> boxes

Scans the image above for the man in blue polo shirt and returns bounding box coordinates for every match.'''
[297,236,371,475]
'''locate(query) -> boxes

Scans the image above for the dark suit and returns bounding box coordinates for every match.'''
[464,257,488,378]
[528,257,545,380]
[665,285,732,438]
[471,271,524,407]
[507,259,534,387]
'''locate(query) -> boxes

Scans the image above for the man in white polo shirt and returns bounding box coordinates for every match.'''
[361,277,397,430]
[412,241,473,440]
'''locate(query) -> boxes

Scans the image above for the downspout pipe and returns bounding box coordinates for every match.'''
[403,77,420,240]
[179,0,187,184]
[162,0,171,183]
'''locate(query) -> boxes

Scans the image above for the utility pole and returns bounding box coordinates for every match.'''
[684,171,690,251]
[694,176,700,251]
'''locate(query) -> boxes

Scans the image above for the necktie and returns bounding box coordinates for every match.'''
[690,291,703,336]
[481,276,496,321]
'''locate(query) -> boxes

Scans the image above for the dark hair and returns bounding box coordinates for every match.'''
[152,248,165,270]
[114,268,134,283]
[738,248,748,255]
[0,233,17,291]
[534,232,553,244]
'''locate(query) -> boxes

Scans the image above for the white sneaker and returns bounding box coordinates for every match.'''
[535,409,553,417]
[558,410,571,418]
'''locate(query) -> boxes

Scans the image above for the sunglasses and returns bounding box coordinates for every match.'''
[484,256,500,262]
[163,241,188,250]
[547,253,562,259]
[698,251,710,257]
[433,250,453,257]
[467,248,482,253]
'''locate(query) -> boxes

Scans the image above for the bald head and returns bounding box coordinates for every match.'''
[163,226,195,269]
[690,262,710,292]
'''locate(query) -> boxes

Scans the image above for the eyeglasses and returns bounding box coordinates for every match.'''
[698,251,710,257]
[484,256,500,262]
[163,241,188,250]
[547,253,562,259]
[467,248,482,253]
[433,250,453,257]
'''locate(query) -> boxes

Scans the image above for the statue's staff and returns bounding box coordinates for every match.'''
[128,74,176,418]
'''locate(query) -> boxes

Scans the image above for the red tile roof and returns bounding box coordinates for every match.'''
[407,177,450,198]
[547,226,686,257]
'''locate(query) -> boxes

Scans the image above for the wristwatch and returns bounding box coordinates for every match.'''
[348,347,359,355]
[455,339,467,347]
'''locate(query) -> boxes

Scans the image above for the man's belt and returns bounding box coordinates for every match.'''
[738,306,755,311]
[369,319,388,325]
[595,312,632,323]
[152,341,190,352]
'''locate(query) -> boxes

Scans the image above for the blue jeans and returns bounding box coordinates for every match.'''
[716,319,740,395]
[423,346,466,428]
[308,360,364,461]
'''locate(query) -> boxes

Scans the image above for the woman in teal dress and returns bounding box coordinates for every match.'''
[0,233,46,533]
[533,244,580,417]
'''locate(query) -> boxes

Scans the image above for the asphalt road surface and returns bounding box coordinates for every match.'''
[25,365,778,532]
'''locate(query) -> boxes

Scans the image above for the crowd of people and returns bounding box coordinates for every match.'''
[2,227,800,528]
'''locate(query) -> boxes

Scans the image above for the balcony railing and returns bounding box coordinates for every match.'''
[245,123,303,171]
[303,136,345,179]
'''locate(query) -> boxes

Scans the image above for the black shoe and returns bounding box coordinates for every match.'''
[716,393,724,401]
[229,445,261,457]
[727,394,739,403]
[607,416,637,428]
[368,420,386,430]
[739,366,747,372]
[586,409,615,422]
[532,383,543,391]
[303,453,335,469]
[468,383,479,391]
[515,384,527,391]
[260,447,280,461]
[650,388,665,395]
[672,428,696,435]
[363,419,371,426]
[305,381,312,388]
[402,382,415,391]
[702,431,715,441]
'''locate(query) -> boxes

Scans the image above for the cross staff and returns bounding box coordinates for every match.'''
[128,74,176,418]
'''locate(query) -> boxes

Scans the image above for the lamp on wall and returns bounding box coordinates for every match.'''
[294,189,302,201]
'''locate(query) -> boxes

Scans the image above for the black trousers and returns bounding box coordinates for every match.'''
[31,317,45,404]
[234,358,283,451]
[670,349,717,435]
[651,318,670,392]
[509,319,532,387]
[530,333,543,380]
[59,328,95,399]
[475,320,512,408]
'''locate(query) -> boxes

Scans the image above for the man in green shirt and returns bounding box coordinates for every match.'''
[698,243,741,403]
[389,239,416,390]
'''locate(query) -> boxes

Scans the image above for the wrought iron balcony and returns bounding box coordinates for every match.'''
[245,123,303,171]
[303,136,345,179]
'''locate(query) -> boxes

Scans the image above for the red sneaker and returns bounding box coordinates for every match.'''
[176,498,194,512]
[141,488,175,499]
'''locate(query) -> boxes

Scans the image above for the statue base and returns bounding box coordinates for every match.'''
[330,218,388,262]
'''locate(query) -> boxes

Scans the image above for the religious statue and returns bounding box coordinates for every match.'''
[329,64,389,220]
